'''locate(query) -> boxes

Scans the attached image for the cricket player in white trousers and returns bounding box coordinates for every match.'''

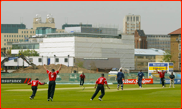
[169,72,175,88]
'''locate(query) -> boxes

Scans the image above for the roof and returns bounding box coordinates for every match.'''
[135,48,165,56]
[168,28,181,35]
[137,30,145,36]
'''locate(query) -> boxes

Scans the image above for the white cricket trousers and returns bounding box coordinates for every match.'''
[170,80,174,88]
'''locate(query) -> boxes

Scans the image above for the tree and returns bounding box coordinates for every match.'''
[90,61,97,70]
[162,50,175,63]
[7,48,12,56]
[17,49,39,56]
[75,59,84,68]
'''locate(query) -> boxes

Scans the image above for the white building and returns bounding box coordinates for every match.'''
[123,14,141,34]
[10,33,135,70]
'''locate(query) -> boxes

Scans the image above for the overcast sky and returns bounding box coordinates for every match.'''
[1,1,181,34]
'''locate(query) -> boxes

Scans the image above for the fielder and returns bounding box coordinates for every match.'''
[90,74,110,101]
[28,78,45,100]
[43,64,62,101]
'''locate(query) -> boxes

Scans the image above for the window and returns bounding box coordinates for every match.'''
[27,31,28,33]
[4,43,6,45]
[127,17,129,21]
[27,35,28,37]
[7,35,8,37]
[136,17,139,21]
[17,35,18,37]
[137,62,144,66]
[9,35,11,37]
[22,35,23,37]
[179,44,181,50]
[14,35,16,37]
[4,39,6,41]
[4,35,6,37]
[9,39,11,41]
[14,58,17,62]
[133,17,135,21]
[17,39,18,41]
[38,58,42,62]
[24,35,26,37]
[14,39,16,41]
[179,35,181,41]
[55,58,59,62]
[137,56,144,59]
[146,56,152,59]
[64,58,68,62]
[33,31,34,33]
[12,39,13,41]
[24,31,26,33]
[179,62,181,70]
[22,31,23,33]
[19,35,21,37]
[30,31,32,33]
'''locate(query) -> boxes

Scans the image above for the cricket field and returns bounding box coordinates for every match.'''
[1,84,181,108]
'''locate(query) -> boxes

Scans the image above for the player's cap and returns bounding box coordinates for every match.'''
[52,69,55,72]
[101,73,104,76]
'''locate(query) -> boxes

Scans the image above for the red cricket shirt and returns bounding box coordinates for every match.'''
[95,77,107,85]
[28,80,44,87]
[47,70,59,81]
[80,74,85,79]
[158,71,166,78]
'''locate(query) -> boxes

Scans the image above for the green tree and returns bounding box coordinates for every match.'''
[90,61,97,70]
[17,49,39,56]
[7,48,12,56]
[75,59,84,68]
[162,50,175,63]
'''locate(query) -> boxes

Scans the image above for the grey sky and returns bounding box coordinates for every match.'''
[1,1,181,34]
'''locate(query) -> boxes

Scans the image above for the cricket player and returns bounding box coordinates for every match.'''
[43,64,62,101]
[28,78,45,100]
[90,74,110,101]
[137,70,144,88]
[80,72,85,86]
[169,72,175,88]
[117,68,125,90]
[156,67,167,88]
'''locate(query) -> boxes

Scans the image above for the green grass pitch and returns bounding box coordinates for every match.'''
[1,84,181,108]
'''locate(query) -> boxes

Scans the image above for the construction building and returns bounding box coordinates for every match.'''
[11,26,135,70]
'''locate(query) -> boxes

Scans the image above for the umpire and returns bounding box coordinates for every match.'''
[169,72,175,88]
[43,64,62,101]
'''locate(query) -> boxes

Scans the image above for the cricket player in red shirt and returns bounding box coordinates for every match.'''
[156,67,167,88]
[80,72,85,86]
[90,74,110,101]
[43,64,62,101]
[28,78,45,100]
